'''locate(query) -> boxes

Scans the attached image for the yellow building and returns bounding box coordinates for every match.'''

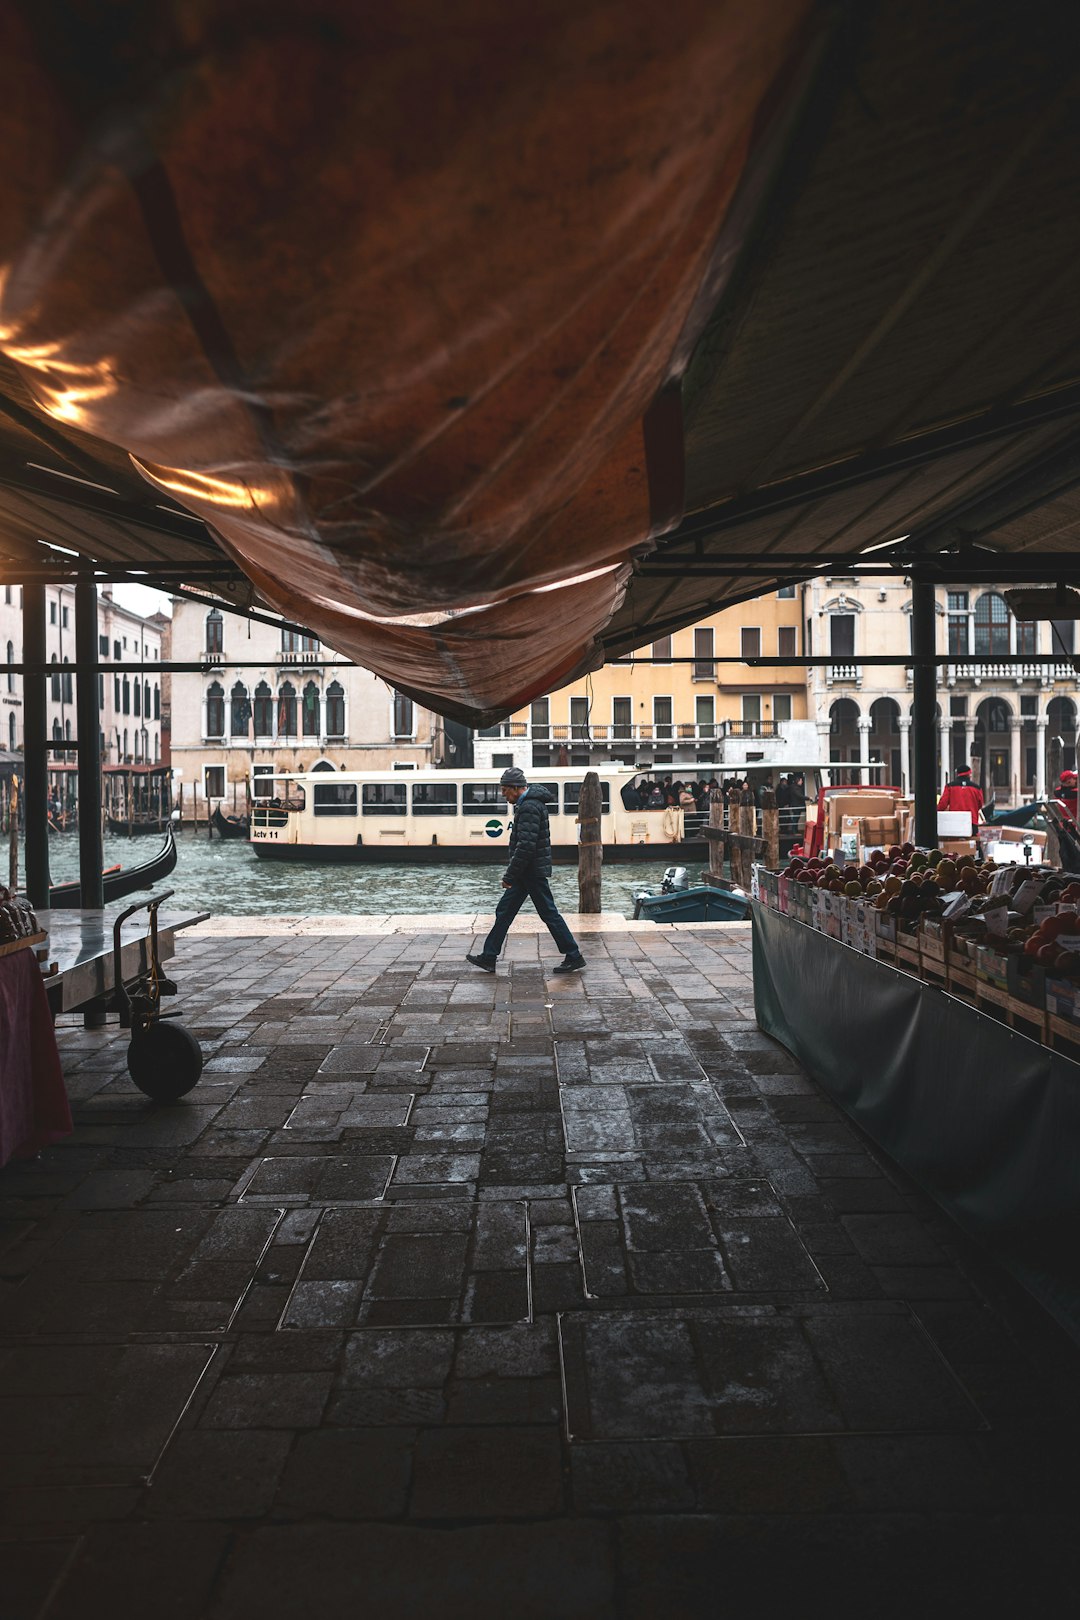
[476,590,808,773]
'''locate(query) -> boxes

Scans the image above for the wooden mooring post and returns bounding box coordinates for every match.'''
[8,776,18,892]
[760,785,780,871]
[577,770,603,913]
[705,787,766,888]
[708,788,725,879]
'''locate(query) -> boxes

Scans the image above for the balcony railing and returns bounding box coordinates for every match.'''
[720,720,781,739]
[904,660,1079,686]
[825,663,861,686]
[478,721,787,746]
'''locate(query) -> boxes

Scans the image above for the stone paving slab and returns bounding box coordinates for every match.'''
[3,923,1080,1614]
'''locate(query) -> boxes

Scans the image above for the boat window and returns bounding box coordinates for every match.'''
[412,783,457,816]
[563,781,610,815]
[313,782,358,816]
[362,782,407,816]
[462,783,510,815]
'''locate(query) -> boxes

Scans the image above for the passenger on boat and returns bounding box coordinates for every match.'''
[620,779,644,811]
[466,767,585,976]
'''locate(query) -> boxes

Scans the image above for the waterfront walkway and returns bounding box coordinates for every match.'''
[3,918,1079,1617]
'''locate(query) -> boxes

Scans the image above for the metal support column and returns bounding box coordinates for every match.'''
[21,583,49,908]
[76,573,105,1026]
[911,577,939,848]
[75,572,104,910]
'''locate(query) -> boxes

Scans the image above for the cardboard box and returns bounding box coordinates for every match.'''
[975,945,1011,990]
[1046,976,1080,1022]
[1007,956,1046,1010]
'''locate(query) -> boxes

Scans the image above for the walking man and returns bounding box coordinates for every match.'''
[467,768,585,974]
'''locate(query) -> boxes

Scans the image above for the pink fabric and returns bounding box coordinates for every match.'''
[0,947,71,1168]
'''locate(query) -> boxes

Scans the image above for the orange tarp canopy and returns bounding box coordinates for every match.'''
[0,1,810,722]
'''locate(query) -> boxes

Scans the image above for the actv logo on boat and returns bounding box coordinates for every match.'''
[485,819,505,838]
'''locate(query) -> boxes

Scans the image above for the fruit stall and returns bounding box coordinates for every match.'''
[751,842,1080,1345]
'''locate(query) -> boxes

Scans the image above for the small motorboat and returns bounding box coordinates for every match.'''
[212,807,250,840]
[48,826,178,908]
[632,866,749,923]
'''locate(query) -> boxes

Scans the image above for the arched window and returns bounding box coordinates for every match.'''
[134,729,141,761]
[9,713,16,750]
[153,684,160,720]
[230,682,250,737]
[52,718,62,741]
[253,680,274,736]
[206,681,225,739]
[974,592,1009,656]
[50,654,60,701]
[985,698,1011,734]
[62,658,72,703]
[134,677,141,716]
[123,727,129,759]
[302,680,320,737]
[325,680,345,738]
[205,609,224,659]
[154,734,160,762]
[122,676,130,714]
[5,640,13,693]
[144,681,151,717]
[277,681,297,736]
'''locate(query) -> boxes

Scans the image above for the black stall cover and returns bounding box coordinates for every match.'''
[753,904,1080,1343]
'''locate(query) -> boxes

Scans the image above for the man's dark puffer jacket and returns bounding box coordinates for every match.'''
[503,784,554,884]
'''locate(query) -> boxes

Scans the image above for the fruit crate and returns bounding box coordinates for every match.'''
[1006,957,1047,1011]
[918,919,949,987]
[1047,1009,1080,1053]
[893,924,921,975]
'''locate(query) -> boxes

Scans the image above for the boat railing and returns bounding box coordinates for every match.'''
[251,804,293,829]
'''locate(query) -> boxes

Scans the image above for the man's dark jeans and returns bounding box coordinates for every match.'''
[481,873,579,960]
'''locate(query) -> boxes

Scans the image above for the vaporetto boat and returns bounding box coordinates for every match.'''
[248,766,708,865]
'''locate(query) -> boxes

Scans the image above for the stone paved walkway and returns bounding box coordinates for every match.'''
[3,922,1080,1617]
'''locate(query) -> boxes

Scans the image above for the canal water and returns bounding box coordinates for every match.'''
[46,829,701,917]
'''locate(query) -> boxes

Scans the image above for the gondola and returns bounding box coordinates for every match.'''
[105,814,171,837]
[212,807,250,840]
[48,826,178,909]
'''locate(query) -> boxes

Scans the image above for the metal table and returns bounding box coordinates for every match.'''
[37,906,209,1016]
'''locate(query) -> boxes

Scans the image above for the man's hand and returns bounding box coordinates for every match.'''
[502,880,513,889]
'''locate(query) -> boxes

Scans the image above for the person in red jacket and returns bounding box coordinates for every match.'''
[1057,770,1078,822]
[937,765,984,836]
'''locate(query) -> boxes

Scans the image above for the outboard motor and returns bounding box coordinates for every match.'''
[660,866,689,894]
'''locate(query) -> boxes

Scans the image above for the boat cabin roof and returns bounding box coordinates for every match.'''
[256,760,886,785]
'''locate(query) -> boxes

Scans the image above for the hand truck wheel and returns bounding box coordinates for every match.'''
[127,1020,204,1101]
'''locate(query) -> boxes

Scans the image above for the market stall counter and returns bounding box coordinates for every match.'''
[0,933,70,1169]
[752,851,1080,1345]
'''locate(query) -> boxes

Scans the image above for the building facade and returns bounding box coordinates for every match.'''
[1,583,163,790]
[1,583,22,757]
[804,573,1078,804]
[474,591,811,773]
[169,597,446,817]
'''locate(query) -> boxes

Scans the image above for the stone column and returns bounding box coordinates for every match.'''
[1009,716,1022,808]
[857,718,871,784]
[937,716,950,790]
[898,718,911,795]
[1036,717,1048,799]
[964,720,976,776]
[816,722,832,780]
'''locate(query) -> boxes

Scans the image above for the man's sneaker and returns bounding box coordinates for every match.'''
[466,953,496,973]
[552,953,586,974]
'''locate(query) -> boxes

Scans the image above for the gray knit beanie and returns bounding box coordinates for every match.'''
[499,767,528,787]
